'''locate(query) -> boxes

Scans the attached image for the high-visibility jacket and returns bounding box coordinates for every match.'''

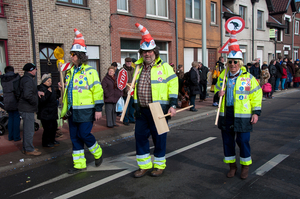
[61,64,104,122]
[133,57,178,116]
[214,67,262,132]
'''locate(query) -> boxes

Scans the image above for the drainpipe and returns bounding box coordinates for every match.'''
[175,0,178,67]
[28,0,36,66]
[252,2,255,61]
[220,0,223,56]
[28,0,37,84]
[292,12,296,61]
[202,0,207,66]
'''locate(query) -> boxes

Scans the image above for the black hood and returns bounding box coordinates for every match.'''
[0,73,19,82]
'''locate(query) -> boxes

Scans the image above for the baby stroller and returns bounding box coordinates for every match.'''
[0,95,39,136]
[0,95,9,136]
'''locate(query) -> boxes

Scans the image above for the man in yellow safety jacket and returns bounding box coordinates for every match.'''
[132,23,178,178]
[215,48,262,179]
[60,29,104,174]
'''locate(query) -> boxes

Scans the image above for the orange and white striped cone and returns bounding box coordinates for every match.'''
[135,23,156,50]
[227,30,243,59]
[70,28,87,52]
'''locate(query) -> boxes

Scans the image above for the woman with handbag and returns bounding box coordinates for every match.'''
[102,66,123,128]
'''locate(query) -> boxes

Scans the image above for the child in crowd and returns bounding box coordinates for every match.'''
[260,63,270,99]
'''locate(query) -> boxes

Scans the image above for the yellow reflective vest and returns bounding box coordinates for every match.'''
[134,57,178,116]
[214,67,262,132]
[61,64,104,122]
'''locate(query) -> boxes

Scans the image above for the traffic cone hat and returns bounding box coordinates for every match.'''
[135,23,156,50]
[70,28,87,53]
[227,30,243,59]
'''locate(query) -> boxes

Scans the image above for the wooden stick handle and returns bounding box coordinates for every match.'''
[215,66,227,125]
[59,63,65,105]
[120,65,140,122]
[159,105,193,119]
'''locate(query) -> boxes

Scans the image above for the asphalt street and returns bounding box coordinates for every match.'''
[0,89,299,199]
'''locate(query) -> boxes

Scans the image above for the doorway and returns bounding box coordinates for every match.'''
[39,44,61,90]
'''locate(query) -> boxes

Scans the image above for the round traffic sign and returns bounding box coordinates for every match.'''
[117,68,128,91]
[225,17,245,34]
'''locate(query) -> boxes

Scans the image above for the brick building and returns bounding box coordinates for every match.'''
[177,0,222,72]
[268,0,297,59]
[110,0,176,67]
[0,0,110,90]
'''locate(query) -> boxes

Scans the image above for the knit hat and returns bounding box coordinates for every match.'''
[70,28,87,53]
[41,73,51,83]
[125,57,132,62]
[23,63,36,71]
[296,59,299,61]
[227,30,243,60]
[135,23,156,50]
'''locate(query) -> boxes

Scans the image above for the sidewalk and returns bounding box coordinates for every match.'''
[0,88,291,173]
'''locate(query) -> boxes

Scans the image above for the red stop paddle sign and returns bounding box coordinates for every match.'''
[117,68,128,91]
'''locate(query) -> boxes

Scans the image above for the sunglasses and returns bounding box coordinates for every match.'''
[70,52,76,57]
[228,60,238,64]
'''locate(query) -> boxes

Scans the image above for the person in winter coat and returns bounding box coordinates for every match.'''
[216,57,225,72]
[250,62,261,81]
[189,61,201,112]
[293,64,300,87]
[198,62,209,101]
[268,60,277,98]
[281,62,288,90]
[37,74,60,148]
[275,57,283,91]
[102,66,123,128]
[121,57,135,126]
[0,66,21,141]
[286,58,295,88]
[260,65,270,98]
[18,63,41,156]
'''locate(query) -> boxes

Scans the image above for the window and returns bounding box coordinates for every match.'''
[211,2,216,24]
[0,0,3,17]
[239,5,246,23]
[0,40,8,74]
[186,0,201,20]
[117,0,128,12]
[57,0,87,7]
[277,29,283,42]
[86,46,100,74]
[257,10,263,30]
[240,45,247,63]
[295,21,299,35]
[294,49,298,60]
[120,39,168,66]
[285,18,290,34]
[146,0,168,18]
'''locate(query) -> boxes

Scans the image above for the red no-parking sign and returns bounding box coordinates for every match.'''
[117,68,128,91]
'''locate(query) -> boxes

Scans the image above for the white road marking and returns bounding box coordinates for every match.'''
[254,154,289,176]
[54,137,217,199]
[13,137,216,197]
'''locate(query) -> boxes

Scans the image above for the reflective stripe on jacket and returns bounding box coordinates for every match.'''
[214,67,262,132]
[61,64,104,122]
[133,57,178,117]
